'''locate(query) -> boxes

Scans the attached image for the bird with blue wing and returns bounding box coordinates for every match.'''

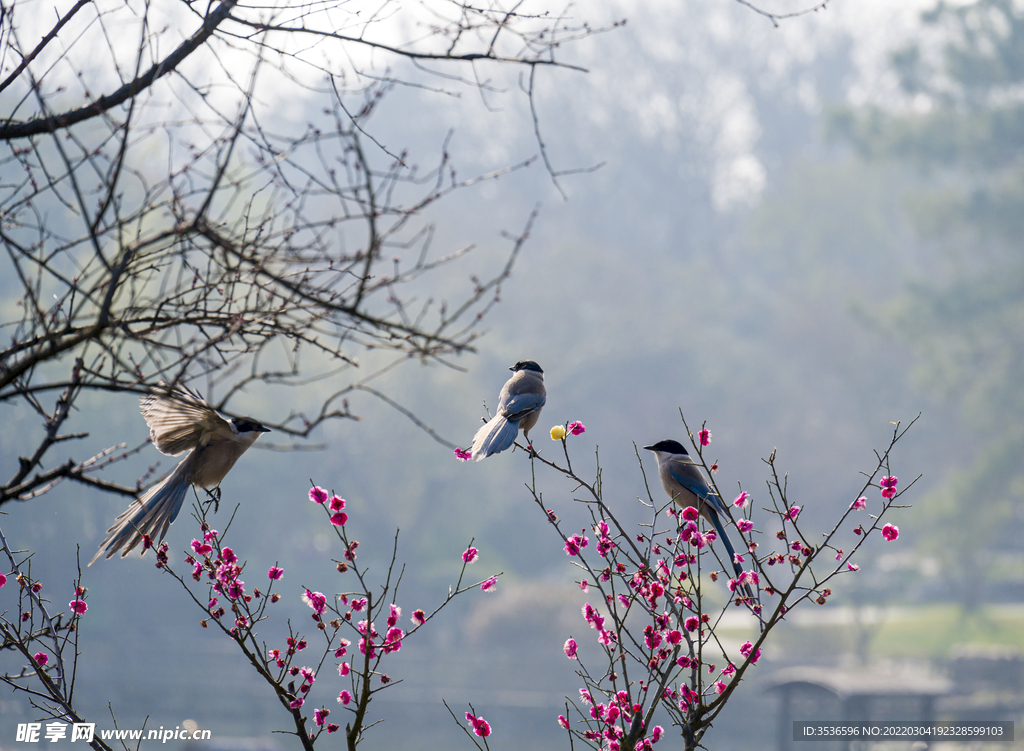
[89,383,270,565]
[470,360,546,461]
[644,439,753,599]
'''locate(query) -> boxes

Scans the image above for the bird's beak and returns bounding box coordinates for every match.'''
[509,365,515,371]
[642,445,655,451]
[259,426,272,433]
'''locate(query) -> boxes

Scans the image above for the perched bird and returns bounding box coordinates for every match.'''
[644,439,752,598]
[470,360,546,461]
[89,384,270,565]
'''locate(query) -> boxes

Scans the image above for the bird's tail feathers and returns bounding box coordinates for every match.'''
[88,464,192,566]
[471,414,519,461]
[709,512,754,600]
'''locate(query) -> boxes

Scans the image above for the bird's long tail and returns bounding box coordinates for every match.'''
[708,511,754,600]
[89,461,192,566]
[470,413,519,461]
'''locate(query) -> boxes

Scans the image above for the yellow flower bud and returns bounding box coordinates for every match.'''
[550,425,567,441]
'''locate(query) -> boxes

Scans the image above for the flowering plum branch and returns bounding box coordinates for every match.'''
[0,529,107,749]
[507,413,918,751]
[153,485,499,750]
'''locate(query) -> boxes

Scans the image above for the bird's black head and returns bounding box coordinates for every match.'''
[643,439,688,455]
[232,417,271,434]
[510,360,543,374]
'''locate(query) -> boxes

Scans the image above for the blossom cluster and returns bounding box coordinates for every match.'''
[564,686,667,749]
[551,421,587,441]
[182,527,271,631]
[309,486,349,527]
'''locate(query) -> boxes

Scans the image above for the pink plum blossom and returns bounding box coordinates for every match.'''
[788,506,801,521]
[411,609,426,626]
[309,486,328,504]
[69,599,87,614]
[851,497,867,510]
[643,625,662,650]
[568,421,586,436]
[736,519,754,533]
[384,626,404,653]
[564,638,578,659]
[848,562,860,571]
[480,576,497,593]
[268,566,284,580]
[733,491,749,508]
[582,603,605,630]
[880,476,898,499]
[739,640,762,663]
[681,506,699,521]
[33,652,48,666]
[462,547,479,564]
[565,533,589,556]
[387,604,402,626]
[454,448,472,461]
[337,691,351,705]
[303,589,327,615]
[698,429,711,446]
[882,524,899,541]
[465,713,491,738]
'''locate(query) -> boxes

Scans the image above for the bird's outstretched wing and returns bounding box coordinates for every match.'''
[140,383,227,456]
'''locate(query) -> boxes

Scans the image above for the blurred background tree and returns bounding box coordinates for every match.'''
[828,0,1024,608]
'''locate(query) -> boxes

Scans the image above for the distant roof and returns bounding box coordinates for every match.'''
[764,666,953,698]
